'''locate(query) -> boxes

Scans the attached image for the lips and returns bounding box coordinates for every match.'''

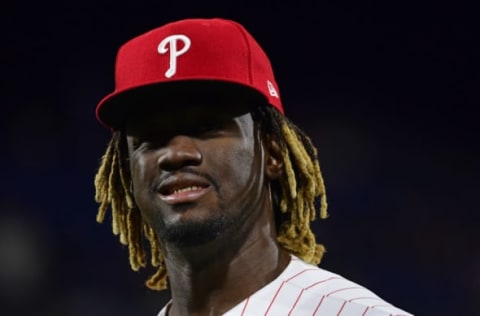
[156,175,211,204]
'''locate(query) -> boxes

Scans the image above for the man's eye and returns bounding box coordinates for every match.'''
[133,141,145,151]
[131,138,152,150]
[130,138,141,149]
[194,122,223,135]
[202,123,221,132]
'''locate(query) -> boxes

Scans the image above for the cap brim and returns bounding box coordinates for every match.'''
[96,80,268,130]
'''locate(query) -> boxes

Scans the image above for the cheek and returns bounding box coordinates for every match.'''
[212,139,260,191]
[130,158,160,228]
[129,154,156,208]
[130,156,148,187]
[233,148,256,181]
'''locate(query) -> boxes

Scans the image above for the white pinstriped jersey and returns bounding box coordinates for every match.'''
[157,255,413,316]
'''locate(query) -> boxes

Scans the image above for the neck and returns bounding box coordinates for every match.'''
[162,207,290,316]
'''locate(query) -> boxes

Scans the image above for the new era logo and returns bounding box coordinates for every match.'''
[267,80,279,98]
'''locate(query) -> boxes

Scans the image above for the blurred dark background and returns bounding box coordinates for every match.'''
[1,1,478,315]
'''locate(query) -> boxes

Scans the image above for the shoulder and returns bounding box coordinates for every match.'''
[280,256,414,315]
[231,255,414,316]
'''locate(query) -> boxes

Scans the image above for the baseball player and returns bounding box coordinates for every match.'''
[94,18,414,316]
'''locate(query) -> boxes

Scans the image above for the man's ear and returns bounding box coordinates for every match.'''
[264,134,284,180]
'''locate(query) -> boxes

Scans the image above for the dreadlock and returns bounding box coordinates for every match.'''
[94,104,328,291]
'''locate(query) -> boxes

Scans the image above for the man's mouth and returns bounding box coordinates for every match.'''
[157,177,211,204]
[170,185,204,194]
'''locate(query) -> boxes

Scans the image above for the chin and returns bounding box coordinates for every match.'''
[159,214,230,248]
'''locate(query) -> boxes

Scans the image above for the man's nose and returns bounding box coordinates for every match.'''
[157,135,202,170]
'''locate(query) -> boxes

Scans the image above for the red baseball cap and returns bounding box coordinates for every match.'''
[95,18,284,129]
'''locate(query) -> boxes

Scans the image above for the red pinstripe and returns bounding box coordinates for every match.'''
[336,301,347,316]
[287,288,305,315]
[306,276,342,290]
[269,269,339,315]
[327,286,364,296]
[263,281,285,315]
[240,297,250,316]
[362,304,395,316]
[285,268,319,282]
[312,295,326,316]
[362,306,370,316]
[348,297,383,303]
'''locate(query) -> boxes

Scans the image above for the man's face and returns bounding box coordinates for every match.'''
[126,100,271,248]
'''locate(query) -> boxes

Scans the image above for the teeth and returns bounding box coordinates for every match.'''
[172,186,202,194]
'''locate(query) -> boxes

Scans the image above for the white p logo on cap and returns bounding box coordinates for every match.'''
[158,34,191,78]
